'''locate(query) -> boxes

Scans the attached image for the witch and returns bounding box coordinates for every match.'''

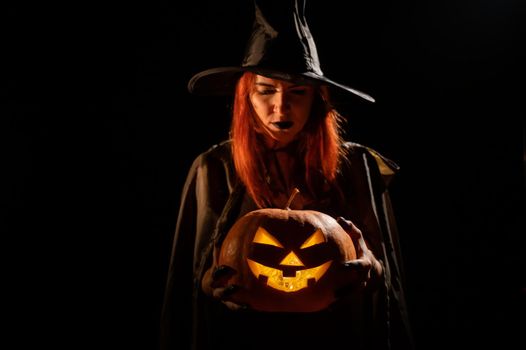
[161,1,414,349]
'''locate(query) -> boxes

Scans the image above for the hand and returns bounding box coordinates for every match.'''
[335,217,383,295]
[201,265,249,311]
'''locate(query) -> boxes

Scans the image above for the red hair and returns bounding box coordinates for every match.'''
[231,72,345,208]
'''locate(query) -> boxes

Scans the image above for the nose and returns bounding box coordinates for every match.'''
[272,92,290,114]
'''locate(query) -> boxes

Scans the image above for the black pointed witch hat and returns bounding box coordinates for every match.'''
[188,0,375,103]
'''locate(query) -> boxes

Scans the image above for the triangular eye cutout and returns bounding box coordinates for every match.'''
[300,228,326,249]
[253,227,284,248]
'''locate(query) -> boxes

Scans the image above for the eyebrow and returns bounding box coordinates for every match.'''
[254,82,303,88]
[255,82,276,88]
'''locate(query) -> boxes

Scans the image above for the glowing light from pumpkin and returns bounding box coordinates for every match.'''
[248,227,332,292]
[253,227,284,247]
[300,228,326,248]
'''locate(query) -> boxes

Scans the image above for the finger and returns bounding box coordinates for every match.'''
[337,216,353,230]
[222,300,250,311]
[201,267,215,296]
[337,216,357,230]
[337,217,371,259]
[211,265,237,287]
[213,265,236,280]
[343,258,372,284]
[212,284,240,300]
[337,217,363,241]
[343,258,372,273]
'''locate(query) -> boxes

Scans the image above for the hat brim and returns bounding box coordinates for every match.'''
[187,67,375,103]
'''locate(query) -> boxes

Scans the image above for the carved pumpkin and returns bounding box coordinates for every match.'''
[217,202,356,312]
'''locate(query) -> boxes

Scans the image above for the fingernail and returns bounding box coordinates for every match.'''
[223,285,239,296]
[343,261,359,268]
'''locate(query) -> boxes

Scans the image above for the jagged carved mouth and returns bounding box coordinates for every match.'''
[247,259,332,292]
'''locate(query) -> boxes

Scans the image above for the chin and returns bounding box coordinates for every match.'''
[273,132,296,143]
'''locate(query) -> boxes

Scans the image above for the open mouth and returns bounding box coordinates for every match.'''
[272,121,294,130]
[247,259,332,292]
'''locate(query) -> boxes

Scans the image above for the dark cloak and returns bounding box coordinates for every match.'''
[160,140,414,350]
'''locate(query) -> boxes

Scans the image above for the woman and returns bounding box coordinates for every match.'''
[161,1,413,349]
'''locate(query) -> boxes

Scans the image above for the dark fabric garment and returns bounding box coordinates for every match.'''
[160,140,414,350]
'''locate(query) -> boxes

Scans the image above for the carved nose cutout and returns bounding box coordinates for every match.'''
[279,251,304,267]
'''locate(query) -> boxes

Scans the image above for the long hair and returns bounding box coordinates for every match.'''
[231,72,345,208]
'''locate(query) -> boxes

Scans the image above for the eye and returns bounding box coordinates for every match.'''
[256,88,276,95]
[253,227,284,247]
[300,229,325,249]
[289,88,308,95]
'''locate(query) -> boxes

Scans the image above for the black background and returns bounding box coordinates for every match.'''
[6,1,525,349]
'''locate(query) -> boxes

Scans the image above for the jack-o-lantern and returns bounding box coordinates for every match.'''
[217,191,357,312]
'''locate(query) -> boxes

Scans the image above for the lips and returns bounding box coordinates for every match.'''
[272,121,294,130]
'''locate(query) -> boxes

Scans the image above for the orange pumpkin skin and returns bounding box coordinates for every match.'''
[217,208,357,312]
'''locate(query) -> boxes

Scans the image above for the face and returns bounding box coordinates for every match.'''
[249,75,315,148]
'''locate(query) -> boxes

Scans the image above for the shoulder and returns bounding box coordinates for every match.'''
[341,141,399,186]
[192,140,233,168]
[188,140,236,190]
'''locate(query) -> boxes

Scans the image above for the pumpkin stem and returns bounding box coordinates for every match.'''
[285,188,300,210]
